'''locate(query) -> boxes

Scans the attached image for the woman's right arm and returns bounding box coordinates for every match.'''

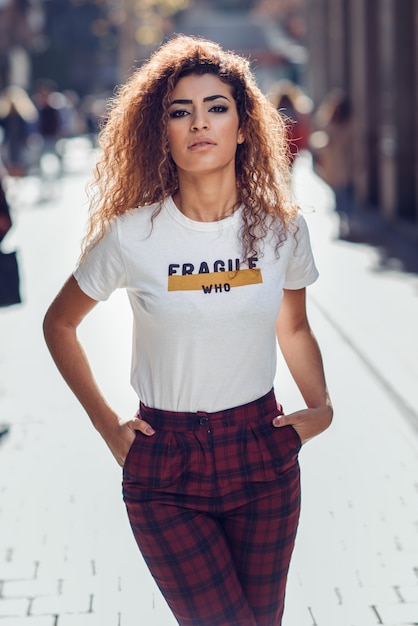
[43,275,154,465]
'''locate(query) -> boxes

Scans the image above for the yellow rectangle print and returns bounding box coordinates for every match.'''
[168,268,263,292]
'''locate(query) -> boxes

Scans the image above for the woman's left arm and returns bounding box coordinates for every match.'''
[274,287,333,444]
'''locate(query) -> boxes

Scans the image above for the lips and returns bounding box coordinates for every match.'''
[188,138,216,149]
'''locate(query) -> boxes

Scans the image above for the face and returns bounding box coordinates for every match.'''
[167,73,245,176]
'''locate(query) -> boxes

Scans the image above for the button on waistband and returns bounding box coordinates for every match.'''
[199,417,209,426]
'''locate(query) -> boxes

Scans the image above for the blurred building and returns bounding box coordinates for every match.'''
[174,7,308,92]
[0,0,119,96]
[0,0,44,89]
[0,0,309,93]
[307,0,418,239]
[32,0,119,96]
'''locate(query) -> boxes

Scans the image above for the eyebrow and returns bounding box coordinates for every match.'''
[170,94,231,105]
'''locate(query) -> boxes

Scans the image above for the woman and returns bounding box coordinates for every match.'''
[269,78,313,167]
[0,85,38,176]
[43,35,333,626]
[309,89,353,237]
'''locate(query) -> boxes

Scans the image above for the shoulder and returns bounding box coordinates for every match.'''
[286,210,311,238]
[82,201,162,258]
[268,210,315,263]
[268,209,310,242]
[110,200,163,236]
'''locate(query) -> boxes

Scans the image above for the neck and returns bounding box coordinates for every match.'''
[173,181,240,223]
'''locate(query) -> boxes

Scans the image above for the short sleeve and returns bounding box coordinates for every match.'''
[73,220,127,301]
[283,213,319,290]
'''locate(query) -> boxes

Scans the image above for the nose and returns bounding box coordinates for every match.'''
[191,108,209,131]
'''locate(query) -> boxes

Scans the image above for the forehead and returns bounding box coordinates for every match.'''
[171,73,233,98]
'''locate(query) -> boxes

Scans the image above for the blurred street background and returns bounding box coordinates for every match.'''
[0,1,418,625]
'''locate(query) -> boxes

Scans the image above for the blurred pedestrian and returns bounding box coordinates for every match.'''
[59,90,84,138]
[0,156,21,307]
[0,162,11,243]
[43,35,333,626]
[269,79,313,167]
[309,88,354,236]
[0,85,38,176]
[33,81,64,175]
[80,94,107,147]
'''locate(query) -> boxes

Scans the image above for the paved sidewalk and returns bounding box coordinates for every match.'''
[0,145,417,625]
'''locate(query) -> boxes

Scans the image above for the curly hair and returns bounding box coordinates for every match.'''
[81,34,297,260]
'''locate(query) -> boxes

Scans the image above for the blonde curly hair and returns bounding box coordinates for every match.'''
[81,34,297,261]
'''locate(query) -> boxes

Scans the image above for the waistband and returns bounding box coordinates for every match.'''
[139,389,281,431]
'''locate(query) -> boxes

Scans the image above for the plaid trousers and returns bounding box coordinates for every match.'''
[122,389,301,626]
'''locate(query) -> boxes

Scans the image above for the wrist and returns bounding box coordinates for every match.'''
[91,406,120,438]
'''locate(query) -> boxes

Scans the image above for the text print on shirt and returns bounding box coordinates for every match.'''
[167,256,262,294]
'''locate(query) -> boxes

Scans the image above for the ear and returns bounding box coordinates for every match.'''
[237,128,245,144]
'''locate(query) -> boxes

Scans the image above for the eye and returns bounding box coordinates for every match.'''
[169,109,189,119]
[210,104,228,113]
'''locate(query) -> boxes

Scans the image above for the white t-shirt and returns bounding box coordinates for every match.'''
[74,196,318,412]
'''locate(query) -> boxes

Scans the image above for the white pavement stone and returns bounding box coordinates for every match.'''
[0,563,37,583]
[374,602,418,624]
[0,597,30,618]
[2,579,59,599]
[0,618,55,626]
[58,613,119,626]
[399,585,418,603]
[30,591,92,616]
[309,603,380,626]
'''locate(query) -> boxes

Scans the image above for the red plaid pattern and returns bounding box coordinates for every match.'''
[123,389,301,625]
